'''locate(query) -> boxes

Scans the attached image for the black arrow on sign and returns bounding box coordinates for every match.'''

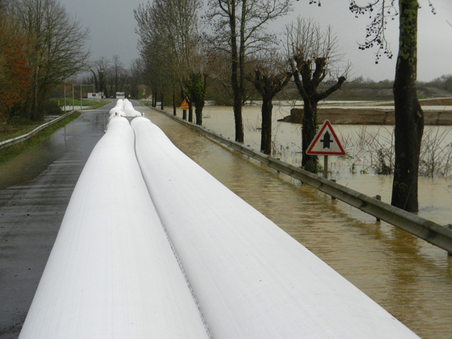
[321,131,334,149]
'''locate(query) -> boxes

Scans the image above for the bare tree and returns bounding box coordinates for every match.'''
[285,17,347,172]
[390,0,424,212]
[329,0,429,212]
[129,58,144,99]
[91,57,110,97]
[307,0,434,211]
[7,0,90,121]
[0,12,31,121]
[0,0,11,10]
[111,55,126,95]
[247,52,292,154]
[134,0,202,114]
[206,0,292,143]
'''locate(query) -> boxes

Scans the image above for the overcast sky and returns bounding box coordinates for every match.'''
[59,0,452,82]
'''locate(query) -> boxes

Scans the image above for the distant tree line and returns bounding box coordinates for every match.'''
[76,56,144,101]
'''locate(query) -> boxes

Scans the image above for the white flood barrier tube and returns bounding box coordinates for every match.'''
[132,117,420,339]
[123,99,142,117]
[19,117,209,339]
[109,99,126,118]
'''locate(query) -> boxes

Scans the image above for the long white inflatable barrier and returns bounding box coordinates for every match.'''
[108,98,125,117]
[19,117,209,339]
[124,99,142,117]
[108,99,142,122]
[132,117,420,339]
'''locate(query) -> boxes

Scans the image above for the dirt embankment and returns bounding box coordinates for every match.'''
[279,99,452,125]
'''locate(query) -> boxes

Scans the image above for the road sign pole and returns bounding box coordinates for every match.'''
[323,155,328,179]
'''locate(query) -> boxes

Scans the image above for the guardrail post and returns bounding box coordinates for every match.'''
[446,224,452,256]
[331,180,337,200]
[374,195,382,221]
[323,155,328,179]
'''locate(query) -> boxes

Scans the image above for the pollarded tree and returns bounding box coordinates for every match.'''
[247,52,292,154]
[187,73,207,125]
[206,0,292,143]
[184,38,217,126]
[7,0,90,121]
[285,17,347,172]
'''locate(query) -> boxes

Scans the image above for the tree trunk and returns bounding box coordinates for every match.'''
[188,101,193,123]
[229,0,244,143]
[152,89,157,107]
[261,97,273,154]
[195,102,204,126]
[233,96,244,142]
[173,86,177,116]
[302,97,318,172]
[391,0,423,212]
[231,47,244,142]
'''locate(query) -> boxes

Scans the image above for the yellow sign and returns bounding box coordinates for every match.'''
[181,99,189,110]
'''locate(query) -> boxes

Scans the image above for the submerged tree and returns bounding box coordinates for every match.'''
[247,52,292,154]
[285,17,347,172]
[307,0,431,212]
[206,0,292,143]
[390,0,424,212]
[187,72,208,125]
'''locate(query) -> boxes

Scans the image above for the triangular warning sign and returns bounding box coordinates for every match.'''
[306,120,345,156]
[181,99,189,110]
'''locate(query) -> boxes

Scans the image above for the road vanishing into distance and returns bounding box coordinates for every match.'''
[0,102,114,338]
[1,101,451,338]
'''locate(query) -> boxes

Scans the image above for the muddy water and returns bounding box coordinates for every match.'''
[200,105,452,227]
[143,107,452,339]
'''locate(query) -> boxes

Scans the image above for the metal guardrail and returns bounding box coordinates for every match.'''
[0,110,76,150]
[151,107,452,255]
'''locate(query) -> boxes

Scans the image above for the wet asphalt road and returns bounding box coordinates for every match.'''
[0,102,115,338]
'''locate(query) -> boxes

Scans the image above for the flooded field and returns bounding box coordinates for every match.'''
[199,104,452,227]
[148,104,452,339]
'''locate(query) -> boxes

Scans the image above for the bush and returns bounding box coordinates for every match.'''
[43,100,63,115]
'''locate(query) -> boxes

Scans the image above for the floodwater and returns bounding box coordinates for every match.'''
[143,105,452,339]
[0,110,107,191]
[200,104,452,227]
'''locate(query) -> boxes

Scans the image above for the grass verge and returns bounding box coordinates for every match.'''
[0,112,81,164]
[53,98,111,110]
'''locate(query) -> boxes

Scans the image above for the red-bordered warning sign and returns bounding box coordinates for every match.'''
[306,120,345,156]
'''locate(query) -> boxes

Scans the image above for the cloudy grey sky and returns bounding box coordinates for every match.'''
[59,0,452,82]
